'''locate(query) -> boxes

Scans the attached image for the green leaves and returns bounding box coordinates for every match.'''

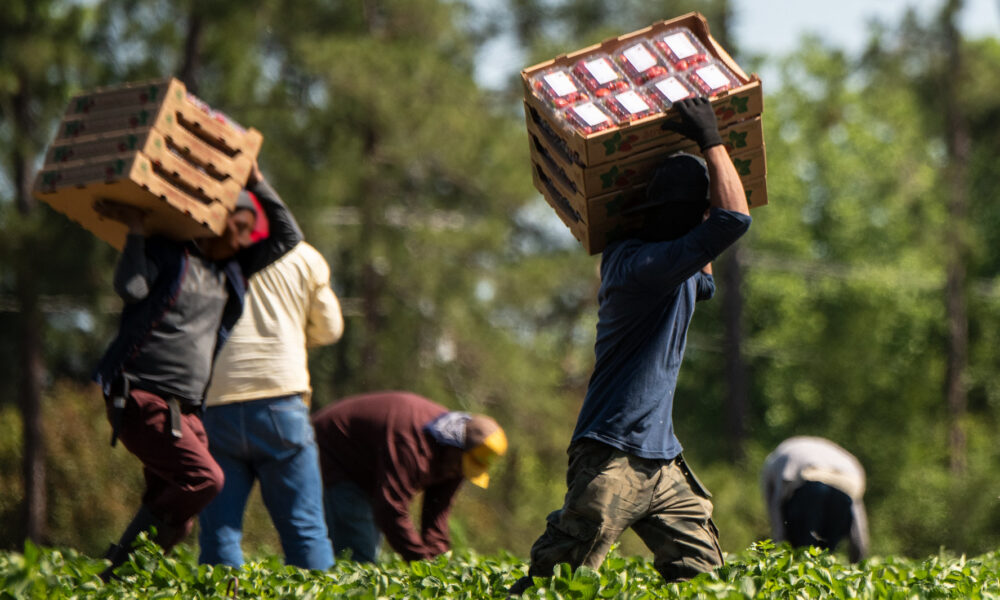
[6,542,1000,599]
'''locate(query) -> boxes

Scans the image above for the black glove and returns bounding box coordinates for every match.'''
[668,97,723,151]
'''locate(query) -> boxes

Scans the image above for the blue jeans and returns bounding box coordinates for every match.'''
[198,395,334,569]
[324,480,382,563]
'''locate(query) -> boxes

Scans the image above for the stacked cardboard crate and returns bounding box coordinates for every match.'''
[32,78,263,250]
[521,12,766,254]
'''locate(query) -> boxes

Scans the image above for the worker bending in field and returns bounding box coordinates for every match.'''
[311,391,507,562]
[761,436,869,562]
[510,97,752,595]
[92,161,302,581]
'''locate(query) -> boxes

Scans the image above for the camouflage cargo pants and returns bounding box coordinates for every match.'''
[526,439,723,582]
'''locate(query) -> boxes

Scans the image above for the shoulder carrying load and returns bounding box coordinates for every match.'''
[521,12,767,254]
[32,78,263,250]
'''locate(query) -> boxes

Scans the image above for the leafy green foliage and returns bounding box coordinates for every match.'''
[6,540,1000,599]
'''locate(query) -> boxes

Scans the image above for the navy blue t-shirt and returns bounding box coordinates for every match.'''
[571,208,752,460]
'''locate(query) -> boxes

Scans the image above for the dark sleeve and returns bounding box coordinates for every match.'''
[371,451,435,561]
[113,234,160,303]
[419,478,463,556]
[237,178,304,276]
[694,272,715,302]
[628,208,751,292]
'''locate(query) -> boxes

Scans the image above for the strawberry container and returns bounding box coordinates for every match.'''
[530,67,591,109]
[645,74,698,109]
[654,28,711,71]
[603,89,658,124]
[685,60,741,97]
[571,54,630,97]
[562,101,615,134]
[615,40,670,85]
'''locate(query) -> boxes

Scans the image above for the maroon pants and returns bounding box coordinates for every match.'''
[108,389,224,548]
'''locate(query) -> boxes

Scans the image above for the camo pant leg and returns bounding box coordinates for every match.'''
[630,456,724,581]
[527,440,657,576]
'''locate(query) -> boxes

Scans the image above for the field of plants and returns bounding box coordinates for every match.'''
[3,538,1000,599]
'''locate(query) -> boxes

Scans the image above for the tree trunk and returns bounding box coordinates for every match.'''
[714,0,750,463]
[720,246,749,463]
[941,0,969,474]
[178,7,204,94]
[13,79,46,544]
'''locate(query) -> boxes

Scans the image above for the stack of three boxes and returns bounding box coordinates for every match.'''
[33,78,263,250]
[522,12,767,254]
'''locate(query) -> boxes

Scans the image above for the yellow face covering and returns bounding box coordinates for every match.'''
[462,429,508,488]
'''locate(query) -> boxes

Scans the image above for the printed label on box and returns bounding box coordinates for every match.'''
[655,77,691,102]
[696,64,729,89]
[572,102,612,127]
[584,58,619,84]
[663,33,698,58]
[623,44,657,72]
[616,90,651,114]
[543,72,579,97]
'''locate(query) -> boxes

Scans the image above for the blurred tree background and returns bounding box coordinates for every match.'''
[2,0,1000,563]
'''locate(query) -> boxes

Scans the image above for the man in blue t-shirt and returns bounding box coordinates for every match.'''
[510,98,752,595]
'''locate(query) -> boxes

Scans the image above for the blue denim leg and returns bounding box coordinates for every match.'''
[199,402,254,567]
[198,396,334,570]
[254,396,333,570]
[324,480,382,563]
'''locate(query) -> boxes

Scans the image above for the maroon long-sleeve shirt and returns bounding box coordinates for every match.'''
[311,391,465,561]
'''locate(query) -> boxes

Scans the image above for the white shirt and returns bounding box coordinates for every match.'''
[206,242,343,405]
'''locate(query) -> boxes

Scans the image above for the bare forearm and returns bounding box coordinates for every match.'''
[705,145,749,215]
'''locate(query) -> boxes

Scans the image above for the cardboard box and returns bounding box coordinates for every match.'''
[45,125,254,185]
[531,143,766,226]
[522,12,767,253]
[34,152,230,251]
[531,146,767,255]
[34,77,263,249]
[527,108,763,198]
[62,79,187,116]
[56,90,263,160]
[521,13,763,168]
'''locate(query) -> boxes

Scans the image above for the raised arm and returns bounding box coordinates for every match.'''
[672,97,749,216]
[238,163,304,276]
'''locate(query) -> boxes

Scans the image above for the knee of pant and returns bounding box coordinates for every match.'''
[654,539,723,582]
[530,511,605,573]
[190,465,225,509]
